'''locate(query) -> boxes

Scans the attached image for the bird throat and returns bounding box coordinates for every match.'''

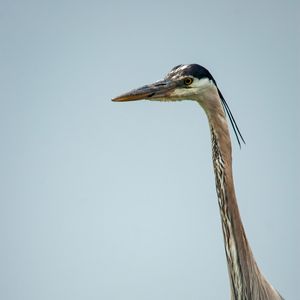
[210,125,246,299]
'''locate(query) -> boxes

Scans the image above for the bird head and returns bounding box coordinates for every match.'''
[112,64,245,147]
[112,64,217,103]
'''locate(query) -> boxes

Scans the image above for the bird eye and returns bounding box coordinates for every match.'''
[184,77,193,85]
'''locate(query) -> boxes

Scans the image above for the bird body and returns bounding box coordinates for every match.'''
[112,64,283,300]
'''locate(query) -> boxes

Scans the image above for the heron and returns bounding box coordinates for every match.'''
[112,64,283,300]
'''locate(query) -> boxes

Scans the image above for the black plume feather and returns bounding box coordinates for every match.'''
[217,88,246,148]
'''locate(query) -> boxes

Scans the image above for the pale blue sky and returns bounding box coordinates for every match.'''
[0,0,299,299]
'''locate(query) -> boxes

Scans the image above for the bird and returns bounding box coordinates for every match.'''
[112,64,283,300]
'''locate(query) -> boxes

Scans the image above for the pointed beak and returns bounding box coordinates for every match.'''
[111,80,177,102]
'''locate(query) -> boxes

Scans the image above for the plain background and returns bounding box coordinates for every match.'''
[1,0,299,299]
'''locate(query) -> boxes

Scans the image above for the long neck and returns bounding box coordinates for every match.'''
[196,88,283,300]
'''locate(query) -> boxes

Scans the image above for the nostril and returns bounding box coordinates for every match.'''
[154,82,166,86]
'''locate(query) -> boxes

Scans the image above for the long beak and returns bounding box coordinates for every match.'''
[112,80,177,102]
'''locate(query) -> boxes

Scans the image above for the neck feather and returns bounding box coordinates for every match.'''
[196,86,282,300]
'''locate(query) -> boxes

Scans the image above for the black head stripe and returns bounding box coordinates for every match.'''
[165,64,216,82]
